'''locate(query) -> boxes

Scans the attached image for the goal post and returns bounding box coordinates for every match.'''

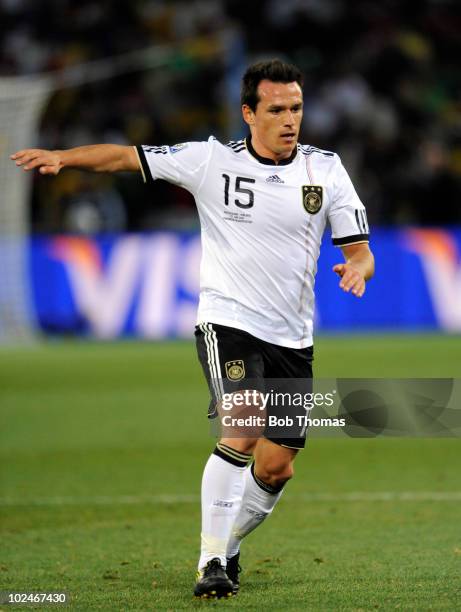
[0,75,52,343]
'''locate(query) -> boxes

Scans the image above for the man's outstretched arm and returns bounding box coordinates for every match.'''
[10,144,141,176]
[333,242,375,298]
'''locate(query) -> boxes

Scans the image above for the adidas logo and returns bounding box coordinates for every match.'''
[266,174,284,183]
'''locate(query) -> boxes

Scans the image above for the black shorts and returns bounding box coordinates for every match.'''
[195,323,314,449]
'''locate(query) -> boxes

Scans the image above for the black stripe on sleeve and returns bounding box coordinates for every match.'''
[354,209,361,232]
[136,146,154,184]
[332,234,370,246]
[361,210,369,233]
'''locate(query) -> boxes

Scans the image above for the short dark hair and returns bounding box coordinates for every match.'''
[241,59,304,111]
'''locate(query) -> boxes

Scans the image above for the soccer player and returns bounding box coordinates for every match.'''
[11,59,374,599]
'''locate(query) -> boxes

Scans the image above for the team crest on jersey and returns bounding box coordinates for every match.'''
[169,142,188,154]
[225,360,245,381]
[302,185,323,214]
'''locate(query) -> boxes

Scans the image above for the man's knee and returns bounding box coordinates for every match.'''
[255,457,294,489]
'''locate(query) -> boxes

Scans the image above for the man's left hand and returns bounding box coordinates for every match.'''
[333,263,366,297]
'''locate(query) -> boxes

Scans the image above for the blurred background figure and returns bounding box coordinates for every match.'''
[1,0,460,232]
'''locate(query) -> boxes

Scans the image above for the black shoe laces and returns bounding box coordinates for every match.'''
[205,558,224,577]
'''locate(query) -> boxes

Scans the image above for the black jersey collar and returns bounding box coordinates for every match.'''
[245,136,298,166]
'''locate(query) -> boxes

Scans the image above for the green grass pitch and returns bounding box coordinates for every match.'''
[1,334,460,610]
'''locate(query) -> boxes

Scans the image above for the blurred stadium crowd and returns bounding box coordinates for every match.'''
[1,0,460,232]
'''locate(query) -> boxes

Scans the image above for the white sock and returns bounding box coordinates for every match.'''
[198,444,251,570]
[226,463,284,559]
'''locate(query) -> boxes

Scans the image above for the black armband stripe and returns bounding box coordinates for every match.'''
[332,234,370,246]
[136,146,154,184]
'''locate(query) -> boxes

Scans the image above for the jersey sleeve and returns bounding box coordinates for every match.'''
[135,138,213,193]
[328,156,370,246]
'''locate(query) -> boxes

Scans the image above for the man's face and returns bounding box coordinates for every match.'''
[243,80,303,159]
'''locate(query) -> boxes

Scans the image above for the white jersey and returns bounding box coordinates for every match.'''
[136,137,369,348]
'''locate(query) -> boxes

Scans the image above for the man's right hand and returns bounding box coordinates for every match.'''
[11,149,63,175]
